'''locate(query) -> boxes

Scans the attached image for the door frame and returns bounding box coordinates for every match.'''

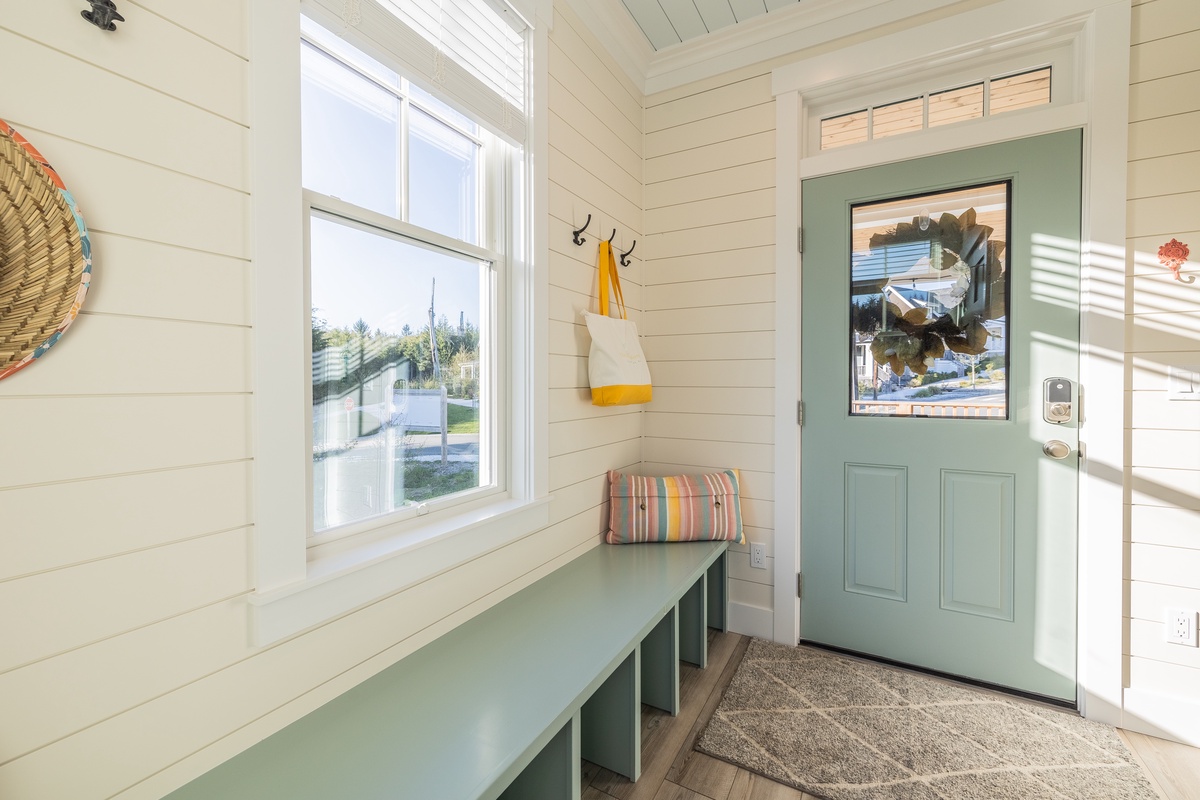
[771,0,1130,725]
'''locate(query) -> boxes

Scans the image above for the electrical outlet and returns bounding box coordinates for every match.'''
[750,543,766,569]
[1166,608,1198,647]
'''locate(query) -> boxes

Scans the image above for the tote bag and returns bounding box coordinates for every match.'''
[582,240,652,406]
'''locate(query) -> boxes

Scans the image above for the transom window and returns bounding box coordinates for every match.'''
[821,67,1051,150]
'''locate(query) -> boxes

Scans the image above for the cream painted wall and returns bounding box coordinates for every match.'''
[642,72,778,636]
[1125,0,1200,722]
[0,2,643,797]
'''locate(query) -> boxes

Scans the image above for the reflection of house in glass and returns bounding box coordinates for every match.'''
[312,343,412,530]
[849,185,1009,419]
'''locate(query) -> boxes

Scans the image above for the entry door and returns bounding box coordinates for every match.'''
[799,131,1082,702]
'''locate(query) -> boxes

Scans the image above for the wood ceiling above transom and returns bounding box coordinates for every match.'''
[622,0,799,50]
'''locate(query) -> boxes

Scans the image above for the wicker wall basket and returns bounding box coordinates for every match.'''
[0,118,91,382]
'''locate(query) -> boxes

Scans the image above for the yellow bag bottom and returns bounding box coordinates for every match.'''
[591,384,652,406]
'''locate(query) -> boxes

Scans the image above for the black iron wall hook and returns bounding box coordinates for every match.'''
[619,240,637,266]
[82,0,125,31]
[572,214,591,246]
[608,229,616,243]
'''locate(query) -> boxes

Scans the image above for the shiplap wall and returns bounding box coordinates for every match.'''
[0,2,642,797]
[1126,0,1200,707]
[642,71,777,632]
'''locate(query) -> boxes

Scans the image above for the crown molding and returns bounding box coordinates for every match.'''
[561,0,982,97]
[559,0,653,94]
[644,0,974,95]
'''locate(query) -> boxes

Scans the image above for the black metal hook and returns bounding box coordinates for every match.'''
[572,214,591,246]
[608,229,617,243]
[619,240,637,267]
[82,0,124,31]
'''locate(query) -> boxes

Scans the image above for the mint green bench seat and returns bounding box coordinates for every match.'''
[165,540,729,800]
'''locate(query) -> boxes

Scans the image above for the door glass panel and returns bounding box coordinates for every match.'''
[850,182,1009,419]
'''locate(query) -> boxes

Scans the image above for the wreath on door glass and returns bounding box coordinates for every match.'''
[0,119,92,381]
[864,208,1005,376]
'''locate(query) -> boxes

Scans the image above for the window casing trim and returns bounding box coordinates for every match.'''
[248,0,549,646]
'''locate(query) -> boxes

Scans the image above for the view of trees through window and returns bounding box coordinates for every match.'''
[303,16,494,534]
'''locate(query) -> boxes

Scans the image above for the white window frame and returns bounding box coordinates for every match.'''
[247,0,550,646]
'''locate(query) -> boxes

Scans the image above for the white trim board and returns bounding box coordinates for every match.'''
[772,0,1131,733]
[729,600,775,642]
[562,0,972,96]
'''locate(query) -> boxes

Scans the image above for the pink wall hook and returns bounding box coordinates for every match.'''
[1158,238,1192,283]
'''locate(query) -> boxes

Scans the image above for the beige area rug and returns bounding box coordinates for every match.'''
[696,639,1159,800]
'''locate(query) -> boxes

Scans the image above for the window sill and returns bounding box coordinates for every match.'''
[248,495,552,645]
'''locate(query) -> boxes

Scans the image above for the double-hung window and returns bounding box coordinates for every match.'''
[249,0,546,643]
[302,16,500,537]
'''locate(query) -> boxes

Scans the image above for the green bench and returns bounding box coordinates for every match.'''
[165,540,729,800]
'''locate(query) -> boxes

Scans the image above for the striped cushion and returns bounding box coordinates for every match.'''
[606,469,745,545]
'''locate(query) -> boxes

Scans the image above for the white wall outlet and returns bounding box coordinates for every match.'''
[1166,608,1199,646]
[750,543,766,569]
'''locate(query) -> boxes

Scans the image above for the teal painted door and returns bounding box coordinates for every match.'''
[800,132,1081,702]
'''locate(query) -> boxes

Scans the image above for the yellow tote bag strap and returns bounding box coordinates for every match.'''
[597,240,627,320]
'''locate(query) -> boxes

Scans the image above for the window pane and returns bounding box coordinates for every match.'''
[310,215,486,533]
[850,184,1009,420]
[928,83,984,128]
[302,44,400,217]
[872,97,923,140]
[409,108,481,244]
[409,83,479,136]
[821,109,869,150]
[990,67,1051,115]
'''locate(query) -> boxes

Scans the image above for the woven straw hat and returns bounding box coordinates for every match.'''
[0,118,91,381]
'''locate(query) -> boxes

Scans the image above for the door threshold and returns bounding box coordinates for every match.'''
[798,639,1078,711]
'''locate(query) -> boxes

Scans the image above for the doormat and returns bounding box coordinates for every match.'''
[696,639,1158,800]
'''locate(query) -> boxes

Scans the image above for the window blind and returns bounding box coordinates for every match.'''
[303,0,528,146]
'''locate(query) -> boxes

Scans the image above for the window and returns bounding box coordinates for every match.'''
[247,0,547,644]
[820,67,1052,150]
[849,183,1010,420]
[301,17,499,537]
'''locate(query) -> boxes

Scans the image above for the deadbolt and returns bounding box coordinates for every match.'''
[1043,440,1072,459]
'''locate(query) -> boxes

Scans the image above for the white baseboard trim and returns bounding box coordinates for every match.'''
[728,601,773,640]
[1122,688,1200,747]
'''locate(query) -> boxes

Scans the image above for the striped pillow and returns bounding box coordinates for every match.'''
[607,469,745,545]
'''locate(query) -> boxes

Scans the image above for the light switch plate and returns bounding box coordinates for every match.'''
[1167,365,1200,400]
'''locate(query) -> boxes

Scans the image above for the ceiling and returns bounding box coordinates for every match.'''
[621,0,800,50]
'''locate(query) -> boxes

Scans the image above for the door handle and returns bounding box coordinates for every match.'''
[1043,440,1072,459]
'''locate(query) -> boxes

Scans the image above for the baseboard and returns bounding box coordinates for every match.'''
[727,601,773,640]
[1122,688,1200,747]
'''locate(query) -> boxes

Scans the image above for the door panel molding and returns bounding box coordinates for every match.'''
[844,464,908,602]
[940,469,1015,621]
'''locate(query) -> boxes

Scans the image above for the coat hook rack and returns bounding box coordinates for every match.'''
[82,0,125,31]
[572,214,591,246]
[619,240,637,267]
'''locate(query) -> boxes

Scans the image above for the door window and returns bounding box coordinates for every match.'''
[849,183,1010,419]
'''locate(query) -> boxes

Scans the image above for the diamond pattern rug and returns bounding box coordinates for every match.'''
[696,639,1159,800]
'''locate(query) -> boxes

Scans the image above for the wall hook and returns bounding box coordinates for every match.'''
[619,240,636,267]
[572,214,591,246]
[82,0,125,31]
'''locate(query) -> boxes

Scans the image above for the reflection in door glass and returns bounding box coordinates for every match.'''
[850,183,1009,419]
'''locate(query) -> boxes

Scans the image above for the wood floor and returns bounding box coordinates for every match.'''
[581,631,1200,800]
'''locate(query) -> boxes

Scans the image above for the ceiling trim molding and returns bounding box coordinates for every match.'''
[559,0,653,94]
[643,0,972,95]
[560,0,993,97]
